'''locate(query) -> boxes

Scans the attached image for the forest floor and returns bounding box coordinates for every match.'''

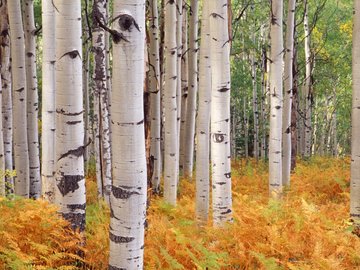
[1,157,360,269]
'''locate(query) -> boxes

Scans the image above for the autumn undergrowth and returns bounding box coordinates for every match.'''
[0,157,359,269]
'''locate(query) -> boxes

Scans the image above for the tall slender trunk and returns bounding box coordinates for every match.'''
[260,46,267,159]
[8,0,30,197]
[210,0,232,225]
[183,0,198,177]
[195,0,210,223]
[179,4,188,171]
[250,3,259,160]
[0,0,13,195]
[303,1,312,157]
[282,0,296,187]
[0,69,4,196]
[54,0,86,232]
[244,97,249,158]
[41,0,56,202]
[291,43,298,171]
[148,0,162,193]
[163,0,178,205]
[92,0,111,202]
[269,0,283,198]
[176,0,183,154]
[23,0,41,199]
[109,1,147,268]
[351,0,360,229]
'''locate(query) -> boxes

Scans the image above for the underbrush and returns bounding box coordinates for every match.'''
[0,157,359,269]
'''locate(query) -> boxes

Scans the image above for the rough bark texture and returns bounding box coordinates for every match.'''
[54,0,86,232]
[183,0,199,177]
[23,0,41,199]
[0,0,12,195]
[195,0,211,223]
[269,0,283,198]
[351,0,360,228]
[109,1,147,268]
[41,0,56,202]
[179,4,188,171]
[209,0,233,225]
[163,0,178,206]
[303,1,312,157]
[148,0,162,193]
[282,0,296,187]
[8,0,30,197]
[92,0,112,203]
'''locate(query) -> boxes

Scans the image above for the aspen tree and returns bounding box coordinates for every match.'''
[196,0,211,222]
[183,0,199,177]
[0,0,13,195]
[176,0,182,140]
[303,1,312,157]
[179,3,188,171]
[23,0,41,199]
[351,0,360,228]
[108,1,147,268]
[0,76,4,197]
[7,0,30,197]
[209,0,233,225]
[92,0,111,202]
[41,0,56,202]
[148,0,162,192]
[282,0,296,187]
[269,0,283,198]
[163,0,178,206]
[54,0,86,231]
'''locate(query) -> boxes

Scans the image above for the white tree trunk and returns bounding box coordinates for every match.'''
[54,0,86,232]
[176,0,182,145]
[93,0,112,202]
[23,0,41,199]
[269,0,283,198]
[282,0,296,187]
[303,1,312,157]
[0,0,13,195]
[8,0,30,197]
[148,0,162,193]
[351,0,360,229]
[163,0,178,206]
[183,0,199,177]
[0,73,4,196]
[195,0,211,223]
[41,0,56,202]
[179,4,188,171]
[209,0,232,225]
[109,1,147,268]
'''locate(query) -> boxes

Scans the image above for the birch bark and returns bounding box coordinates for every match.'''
[183,0,199,177]
[8,0,30,197]
[163,0,178,205]
[23,0,41,199]
[148,0,162,192]
[282,0,296,187]
[351,0,360,229]
[209,0,232,225]
[0,0,12,195]
[109,1,147,268]
[41,0,56,202]
[269,0,283,198]
[54,0,86,232]
[195,0,211,222]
